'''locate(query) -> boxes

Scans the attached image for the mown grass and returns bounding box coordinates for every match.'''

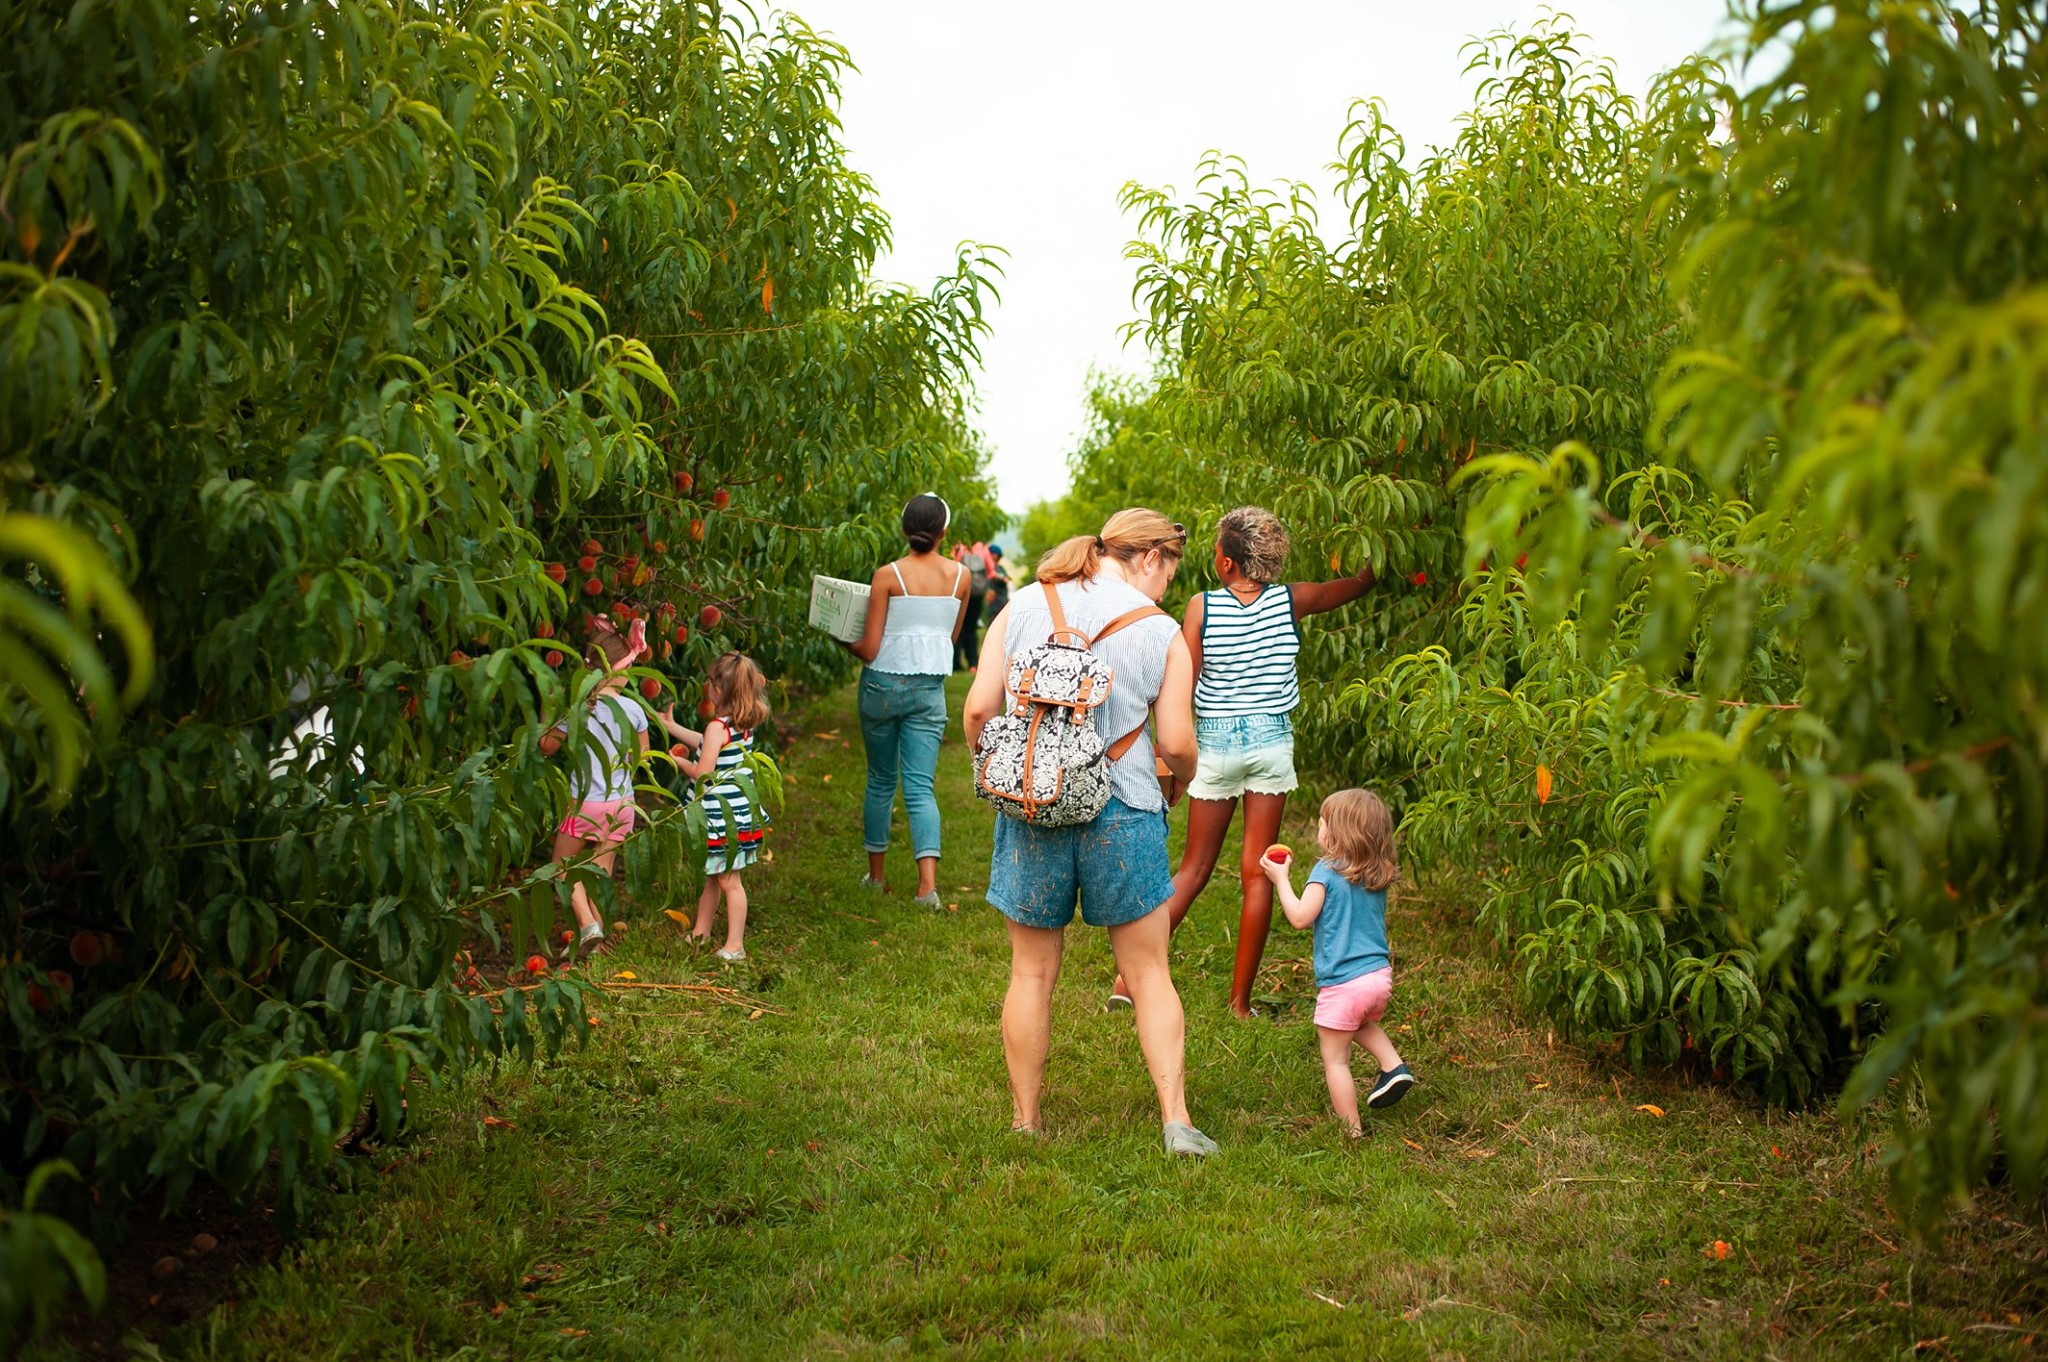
[62,677,2048,1360]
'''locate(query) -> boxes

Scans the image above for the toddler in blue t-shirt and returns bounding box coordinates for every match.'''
[1261,788,1415,1136]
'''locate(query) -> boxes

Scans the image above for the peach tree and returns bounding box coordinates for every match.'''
[1113,1,2046,1222]
[1467,0,2048,1222]
[0,0,996,1325]
[1116,22,1749,1073]
[1119,18,1685,780]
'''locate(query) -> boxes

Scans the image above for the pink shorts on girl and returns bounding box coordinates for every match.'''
[560,798,635,844]
[1314,966,1392,1031]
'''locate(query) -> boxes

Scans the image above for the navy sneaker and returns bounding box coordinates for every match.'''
[1366,1064,1415,1110]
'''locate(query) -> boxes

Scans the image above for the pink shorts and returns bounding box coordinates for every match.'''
[1314,967,1393,1031]
[560,798,635,845]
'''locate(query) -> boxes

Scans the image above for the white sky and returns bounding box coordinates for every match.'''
[796,1,1739,513]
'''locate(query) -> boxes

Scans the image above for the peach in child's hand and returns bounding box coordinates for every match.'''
[1259,845,1293,882]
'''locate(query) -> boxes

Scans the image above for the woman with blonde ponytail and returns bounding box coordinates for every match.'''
[964,508,1218,1157]
[1027,531,1107,585]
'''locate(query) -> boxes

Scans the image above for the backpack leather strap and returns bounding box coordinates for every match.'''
[1089,604,1168,648]
[1106,720,1152,763]
[1093,605,1171,762]
[1040,592,1171,760]
[1042,584,1090,649]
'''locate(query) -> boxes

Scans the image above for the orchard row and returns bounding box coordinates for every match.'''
[1033,2,2048,1224]
[0,0,998,1322]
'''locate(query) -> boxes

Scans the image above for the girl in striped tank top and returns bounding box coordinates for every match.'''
[661,652,772,962]
[1111,506,1376,1017]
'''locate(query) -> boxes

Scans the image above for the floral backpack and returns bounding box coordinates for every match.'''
[973,585,1166,827]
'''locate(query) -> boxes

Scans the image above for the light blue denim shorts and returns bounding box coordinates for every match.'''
[988,798,1175,930]
[1189,714,1297,800]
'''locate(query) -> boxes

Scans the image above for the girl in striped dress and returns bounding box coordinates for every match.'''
[662,652,771,962]
[1111,507,1377,1017]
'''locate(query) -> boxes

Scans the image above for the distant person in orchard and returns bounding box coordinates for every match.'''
[1261,790,1413,1135]
[953,539,995,671]
[842,493,971,908]
[984,543,1012,620]
[965,509,1217,1156]
[658,652,772,962]
[539,624,647,960]
[1111,506,1377,1017]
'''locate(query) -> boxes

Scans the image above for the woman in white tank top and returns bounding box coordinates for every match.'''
[842,493,970,907]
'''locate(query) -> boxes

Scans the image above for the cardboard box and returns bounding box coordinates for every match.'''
[808,574,871,643]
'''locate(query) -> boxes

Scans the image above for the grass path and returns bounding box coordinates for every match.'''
[89,679,2045,1359]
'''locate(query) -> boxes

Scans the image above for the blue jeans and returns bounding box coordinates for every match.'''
[859,669,948,860]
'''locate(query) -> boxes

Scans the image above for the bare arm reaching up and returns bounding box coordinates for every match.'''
[1289,560,1377,619]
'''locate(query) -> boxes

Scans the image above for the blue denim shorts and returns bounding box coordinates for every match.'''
[988,798,1176,930]
[1189,714,1297,799]
[1195,713,1293,753]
